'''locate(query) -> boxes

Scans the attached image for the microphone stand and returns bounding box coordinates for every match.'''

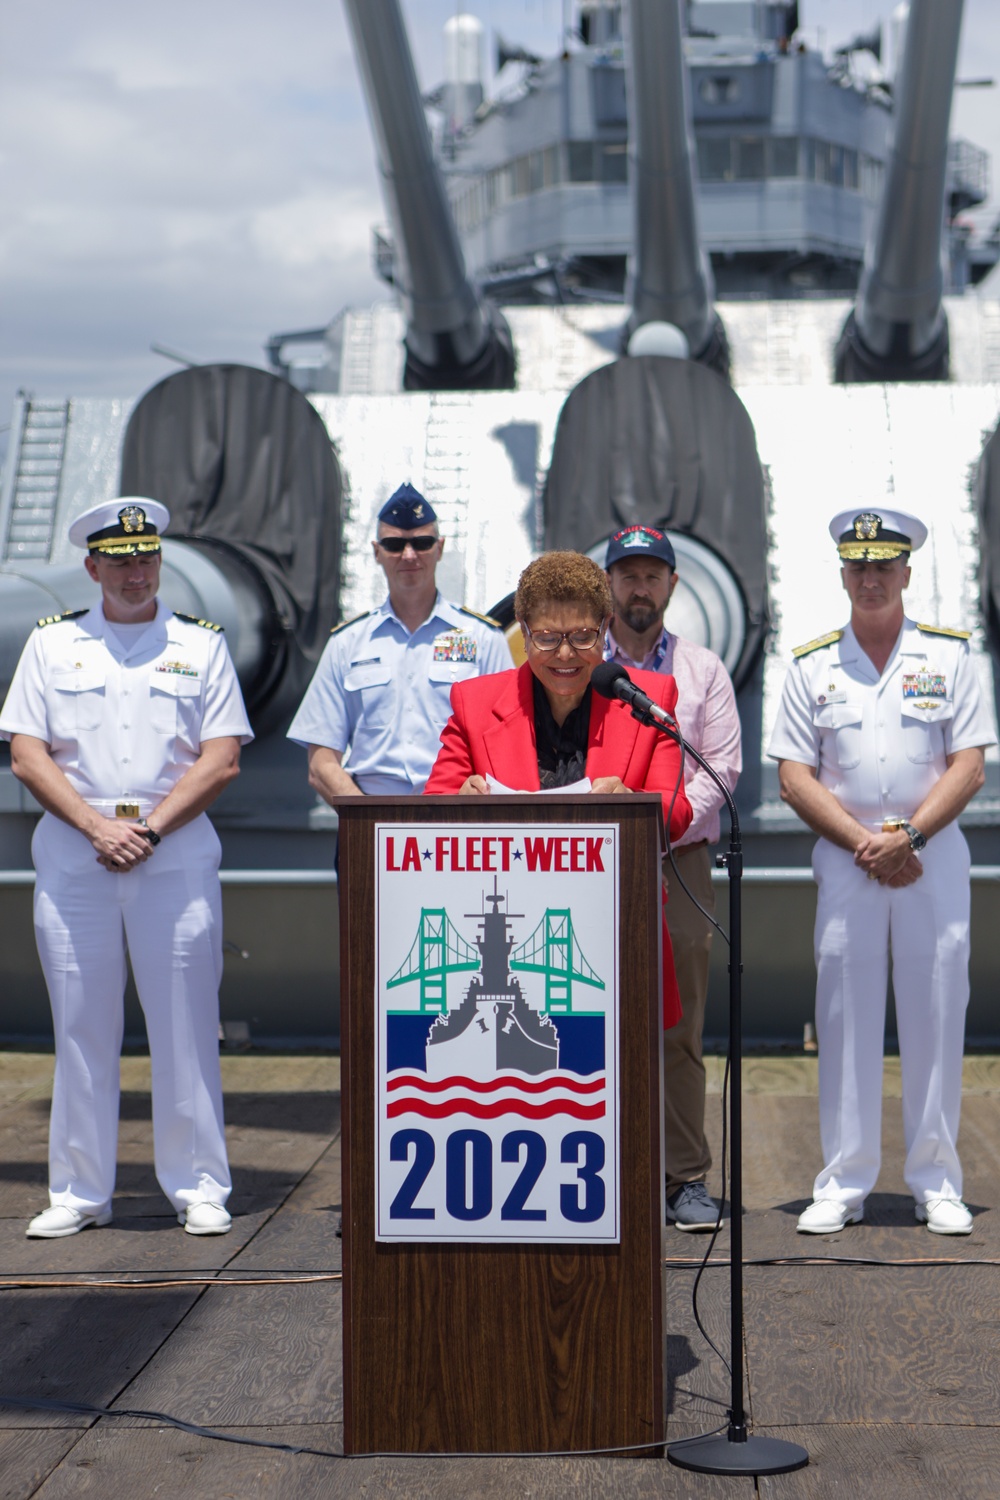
[630,705,808,1478]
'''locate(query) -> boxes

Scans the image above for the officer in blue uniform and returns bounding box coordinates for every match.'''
[288,483,512,798]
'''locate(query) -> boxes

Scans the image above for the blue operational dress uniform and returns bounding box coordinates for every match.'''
[287,484,512,792]
[288,595,513,792]
[768,512,995,1218]
[0,499,253,1230]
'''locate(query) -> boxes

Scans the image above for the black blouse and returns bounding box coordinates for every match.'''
[532,676,592,788]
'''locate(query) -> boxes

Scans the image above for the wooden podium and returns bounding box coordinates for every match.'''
[336,793,665,1455]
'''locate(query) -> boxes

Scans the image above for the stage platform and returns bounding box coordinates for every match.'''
[2,1048,999,1498]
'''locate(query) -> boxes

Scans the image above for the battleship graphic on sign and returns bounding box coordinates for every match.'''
[375,822,620,1243]
[427,885,564,1078]
[387,880,607,1113]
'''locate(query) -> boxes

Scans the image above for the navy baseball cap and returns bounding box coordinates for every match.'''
[604,525,676,570]
[378,482,437,529]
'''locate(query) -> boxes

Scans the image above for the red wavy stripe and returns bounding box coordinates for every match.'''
[387,1098,606,1121]
[387,1073,604,1096]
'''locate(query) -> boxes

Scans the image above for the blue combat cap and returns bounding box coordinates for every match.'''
[378,483,437,530]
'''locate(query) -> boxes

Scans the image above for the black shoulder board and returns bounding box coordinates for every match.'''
[458,605,502,629]
[37,608,89,629]
[330,611,371,636]
[916,622,971,641]
[173,612,223,632]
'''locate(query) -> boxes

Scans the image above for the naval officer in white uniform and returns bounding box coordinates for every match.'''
[0,499,253,1238]
[769,509,994,1236]
[288,483,511,798]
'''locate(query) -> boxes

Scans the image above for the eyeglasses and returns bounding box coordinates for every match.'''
[522,623,605,653]
[376,535,439,554]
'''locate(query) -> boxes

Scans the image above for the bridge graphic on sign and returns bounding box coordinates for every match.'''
[387,903,605,1015]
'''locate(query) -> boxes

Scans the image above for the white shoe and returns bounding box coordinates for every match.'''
[796,1199,863,1234]
[26,1205,112,1239]
[916,1197,973,1235]
[179,1201,232,1236]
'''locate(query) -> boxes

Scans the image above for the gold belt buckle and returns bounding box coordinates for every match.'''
[115,801,140,819]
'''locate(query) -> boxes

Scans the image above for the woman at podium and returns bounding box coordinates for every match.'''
[424,551,691,1022]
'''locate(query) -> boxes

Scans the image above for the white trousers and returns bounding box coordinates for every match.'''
[811,822,971,1209]
[32,812,231,1216]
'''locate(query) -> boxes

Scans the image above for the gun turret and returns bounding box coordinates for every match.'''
[0,366,342,738]
[623,0,729,376]
[342,0,515,391]
[835,0,964,383]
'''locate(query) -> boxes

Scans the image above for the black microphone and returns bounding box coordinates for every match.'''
[591,661,679,730]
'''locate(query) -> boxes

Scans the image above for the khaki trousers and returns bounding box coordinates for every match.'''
[662,843,716,1193]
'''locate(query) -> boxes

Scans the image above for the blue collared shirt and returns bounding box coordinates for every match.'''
[287,593,512,793]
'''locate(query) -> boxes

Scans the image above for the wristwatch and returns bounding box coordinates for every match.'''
[137,817,162,847]
[882,818,926,853]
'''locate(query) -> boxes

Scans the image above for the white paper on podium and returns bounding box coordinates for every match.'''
[485,774,592,795]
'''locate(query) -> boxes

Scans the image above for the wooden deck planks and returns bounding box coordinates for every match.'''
[757,1425,1000,1500]
[107,1282,344,1428]
[0,1211,271,1276]
[744,1265,1000,1427]
[0,1287,202,1430]
[0,1430,84,1500]
[22,1425,755,1500]
[2,1050,1000,1495]
[663,1267,733,1438]
[227,1136,343,1273]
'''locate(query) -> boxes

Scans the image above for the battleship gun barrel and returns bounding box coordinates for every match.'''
[342,0,514,390]
[624,0,729,376]
[835,0,964,382]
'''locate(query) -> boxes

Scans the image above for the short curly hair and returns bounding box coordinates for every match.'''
[514,551,612,624]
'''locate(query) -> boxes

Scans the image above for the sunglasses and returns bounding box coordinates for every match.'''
[377,535,438,553]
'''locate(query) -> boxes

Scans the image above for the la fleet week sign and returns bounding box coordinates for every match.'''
[374,823,620,1243]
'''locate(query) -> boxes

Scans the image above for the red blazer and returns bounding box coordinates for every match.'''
[425,662,692,840]
[425,663,693,1025]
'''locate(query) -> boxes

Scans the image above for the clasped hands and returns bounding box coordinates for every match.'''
[854,827,923,888]
[91,817,155,872]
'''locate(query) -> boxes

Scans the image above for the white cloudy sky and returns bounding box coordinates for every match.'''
[2,0,1000,441]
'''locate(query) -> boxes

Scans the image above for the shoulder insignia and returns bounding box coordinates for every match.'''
[792,629,844,659]
[917,622,971,641]
[458,605,502,629]
[173,612,223,632]
[36,608,89,629]
[330,611,371,636]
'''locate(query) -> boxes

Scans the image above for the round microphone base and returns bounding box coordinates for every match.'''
[668,1432,809,1477]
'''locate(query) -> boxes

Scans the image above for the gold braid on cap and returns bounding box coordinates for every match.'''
[836,512,911,561]
[837,539,912,561]
[87,504,162,555]
[88,537,162,555]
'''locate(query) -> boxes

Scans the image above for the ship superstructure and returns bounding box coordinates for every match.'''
[384,0,992,306]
